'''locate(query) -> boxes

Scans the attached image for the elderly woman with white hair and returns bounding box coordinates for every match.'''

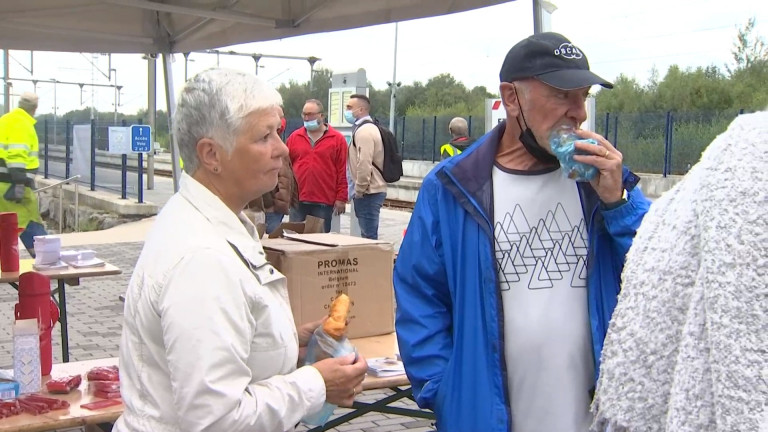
[114,69,367,432]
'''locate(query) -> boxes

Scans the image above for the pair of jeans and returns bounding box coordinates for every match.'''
[264,212,285,235]
[289,202,334,233]
[19,221,48,257]
[353,192,386,240]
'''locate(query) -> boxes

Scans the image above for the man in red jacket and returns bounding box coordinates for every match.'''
[286,99,348,232]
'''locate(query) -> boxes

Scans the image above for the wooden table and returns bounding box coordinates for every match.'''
[0,357,121,432]
[0,334,430,432]
[1,259,122,362]
[307,333,435,432]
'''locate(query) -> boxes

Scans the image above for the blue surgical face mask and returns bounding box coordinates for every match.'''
[344,110,356,124]
[304,119,320,131]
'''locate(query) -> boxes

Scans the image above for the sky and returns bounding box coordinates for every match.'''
[2,0,766,117]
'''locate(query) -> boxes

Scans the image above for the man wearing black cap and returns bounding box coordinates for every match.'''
[394,33,650,432]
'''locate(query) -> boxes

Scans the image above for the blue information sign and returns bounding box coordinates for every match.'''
[130,125,152,153]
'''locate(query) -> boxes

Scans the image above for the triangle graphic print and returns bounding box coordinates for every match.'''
[528,259,554,289]
[498,213,522,244]
[511,244,529,274]
[499,252,520,285]
[535,220,555,249]
[570,256,587,288]
[552,203,572,236]
[510,205,531,242]
[544,250,563,280]
[493,198,589,292]
[553,242,572,272]
[528,229,548,258]
[544,211,564,241]
[494,223,513,252]
[577,219,588,241]
[571,225,588,256]
[519,235,537,266]
[560,233,580,264]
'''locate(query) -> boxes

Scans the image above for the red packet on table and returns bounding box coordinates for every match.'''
[19,394,70,411]
[86,366,119,382]
[0,399,21,417]
[92,389,121,399]
[81,399,122,411]
[89,380,120,392]
[89,379,121,399]
[46,375,83,394]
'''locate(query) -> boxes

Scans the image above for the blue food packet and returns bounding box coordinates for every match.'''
[549,126,600,182]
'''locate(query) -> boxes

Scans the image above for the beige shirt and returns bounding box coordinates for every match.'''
[349,121,387,196]
[114,173,325,432]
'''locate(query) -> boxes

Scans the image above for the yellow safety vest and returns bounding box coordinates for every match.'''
[440,143,462,159]
[0,113,6,161]
[0,108,42,229]
[0,108,40,170]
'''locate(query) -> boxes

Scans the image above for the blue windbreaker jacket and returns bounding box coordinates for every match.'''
[393,122,651,431]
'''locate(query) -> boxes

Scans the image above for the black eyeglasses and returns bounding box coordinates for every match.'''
[302,112,321,117]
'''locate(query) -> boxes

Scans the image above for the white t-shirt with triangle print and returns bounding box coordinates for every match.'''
[492,164,594,432]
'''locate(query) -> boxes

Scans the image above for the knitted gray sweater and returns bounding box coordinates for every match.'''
[592,111,768,432]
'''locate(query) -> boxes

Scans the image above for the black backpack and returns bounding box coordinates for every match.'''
[353,119,403,183]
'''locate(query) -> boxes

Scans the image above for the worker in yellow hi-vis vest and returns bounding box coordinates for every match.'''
[440,117,476,160]
[0,92,48,256]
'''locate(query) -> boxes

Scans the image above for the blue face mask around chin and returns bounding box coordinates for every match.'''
[304,119,320,131]
[344,110,356,124]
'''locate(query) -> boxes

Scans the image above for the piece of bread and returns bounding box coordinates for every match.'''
[323,294,351,340]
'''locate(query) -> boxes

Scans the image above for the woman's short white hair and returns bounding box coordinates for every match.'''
[174,68,282,174]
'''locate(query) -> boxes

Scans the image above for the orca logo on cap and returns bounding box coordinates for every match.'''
[554,43,583,59]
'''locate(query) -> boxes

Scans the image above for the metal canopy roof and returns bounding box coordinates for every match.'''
[0,0,512,54]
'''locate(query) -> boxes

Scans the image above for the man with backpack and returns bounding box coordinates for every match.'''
[346,94,387,240]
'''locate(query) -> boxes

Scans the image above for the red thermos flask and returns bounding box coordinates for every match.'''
[15,272,59,376]
[0,212,20,272]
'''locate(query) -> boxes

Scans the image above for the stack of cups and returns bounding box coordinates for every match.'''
[33,236,62,267]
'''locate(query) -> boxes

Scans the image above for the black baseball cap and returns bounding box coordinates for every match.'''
[500,32,613,90]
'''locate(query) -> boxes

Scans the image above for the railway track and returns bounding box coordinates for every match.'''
[383,198,415,210]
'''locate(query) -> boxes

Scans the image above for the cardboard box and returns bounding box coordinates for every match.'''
[263,233,395,339]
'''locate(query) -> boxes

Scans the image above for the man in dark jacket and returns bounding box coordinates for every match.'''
[262,106,295,233]
[394,32,651,432]
[245,106,296,234]
[440,117,476,160]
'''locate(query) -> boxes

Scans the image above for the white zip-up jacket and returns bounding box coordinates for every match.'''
[114,173,326,432]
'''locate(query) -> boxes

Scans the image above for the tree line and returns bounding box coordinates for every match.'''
[595,18,767,116]
[276,69,496,121]
[592,18,767,175]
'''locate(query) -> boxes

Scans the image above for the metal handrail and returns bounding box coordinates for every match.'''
[35,175,81,233]
[34,175,81,193]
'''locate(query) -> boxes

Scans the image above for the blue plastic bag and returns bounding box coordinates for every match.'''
[301,327,357,427]
[549,126,600,182]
